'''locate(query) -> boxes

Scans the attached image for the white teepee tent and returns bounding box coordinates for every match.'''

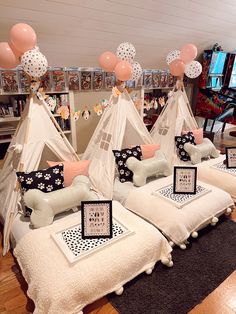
[0,94,79,255]
[82,90,153,199]
[150,87,198,165]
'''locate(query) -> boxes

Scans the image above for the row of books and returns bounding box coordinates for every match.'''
[0,67,177,94]
[0,95,27,118]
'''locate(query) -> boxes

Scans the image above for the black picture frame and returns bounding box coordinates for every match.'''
[81,200,112,239]
[173,166,197,194]
[226,147,236,169]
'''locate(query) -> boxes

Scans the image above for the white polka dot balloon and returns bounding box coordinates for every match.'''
[166,50,180,65]
[116,42,136,63]
[21,48,48,78]
[131,61,142,80]
[184,60,202,79]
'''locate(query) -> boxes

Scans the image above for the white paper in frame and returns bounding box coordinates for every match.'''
[226,147,236,169]
[173,166,197,194]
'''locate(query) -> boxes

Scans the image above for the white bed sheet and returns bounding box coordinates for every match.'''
[11,210,79,245]
[197,154,236,202]
[14,201,172,314]
[114,176,234,246]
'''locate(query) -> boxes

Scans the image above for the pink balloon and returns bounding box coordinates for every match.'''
[114,61,132,81]
[9,42,23,57]
[10,23,37,53]
[99,51,118,72]
[0,42,20,69]
[180,44,198,64]
[169,59,185,76]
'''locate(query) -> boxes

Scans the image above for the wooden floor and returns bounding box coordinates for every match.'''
[0,126,236,314]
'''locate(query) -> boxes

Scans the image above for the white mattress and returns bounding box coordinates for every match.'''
[116,176,234,246]
[197,154,236,202]
[14,201,172,314]
[11,209,79,245]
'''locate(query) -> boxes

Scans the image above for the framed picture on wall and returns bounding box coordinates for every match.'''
[152,70,160,88]
[143,70,153,88]
[173,166,197,194]
[18,68,31,93]
[81,200,112,239]
[80,71,92,91]
[105,72,116,89]
[52,67,66,91]
[226,147,236,168]
[40,70,52,92]
[93,70,104,91]
[67,68,80,91]
[1,70,19,93]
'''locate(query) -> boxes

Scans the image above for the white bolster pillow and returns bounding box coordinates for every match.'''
[24,175,98,228]
[184,137,220,165]
[126,150,172,187]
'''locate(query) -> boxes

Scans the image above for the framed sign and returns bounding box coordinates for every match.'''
[226,147,236,168]
[173,166,197,194]
[81,200,112,239]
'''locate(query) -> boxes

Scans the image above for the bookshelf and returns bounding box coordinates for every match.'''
[0,91,77,158]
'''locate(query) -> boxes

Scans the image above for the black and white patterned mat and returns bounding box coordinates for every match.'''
[211,162,236,176]
[52,219,133,263]
[152,184,210,208]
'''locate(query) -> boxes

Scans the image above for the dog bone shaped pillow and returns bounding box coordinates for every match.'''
[24,175,98,228]
[184,137,220,164]
[126,150,172,186]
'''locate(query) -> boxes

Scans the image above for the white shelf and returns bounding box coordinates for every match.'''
[46,91,69,94]
[0,92,29,96]
[0,117,20,122]
[63,130,71,134]
[144,87,173,91]
[0,138,11,144]
[0,130,15,136]
[0,91,69,96]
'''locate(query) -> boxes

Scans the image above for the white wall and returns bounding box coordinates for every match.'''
[74,91,112,154]
[74,90,142,154]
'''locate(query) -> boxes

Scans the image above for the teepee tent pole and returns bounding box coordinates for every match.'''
[17,96,34,173]
[40,95,79,161]
[0,92,80,255]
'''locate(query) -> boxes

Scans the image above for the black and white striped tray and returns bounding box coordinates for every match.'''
[211,162,236,176]
[152,184,211,209]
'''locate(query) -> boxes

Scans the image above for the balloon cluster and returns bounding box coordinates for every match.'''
[166,44,202,79]
[0,23,48,78]
[98,42,142,82]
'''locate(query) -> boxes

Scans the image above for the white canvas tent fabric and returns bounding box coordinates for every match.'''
[83,90,153,199]
[0,95,78,255]
[150,88,198,165]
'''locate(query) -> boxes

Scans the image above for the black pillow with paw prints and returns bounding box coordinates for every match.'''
[16,164,64,216]
[175,132,196,161]
[113,146,142,183]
